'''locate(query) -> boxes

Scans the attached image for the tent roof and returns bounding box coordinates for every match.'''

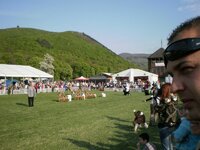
[89,75,108,80]
[0,64,53,78]
[113,68,158,78]
[113,68,158,83]
[74,76,89,81]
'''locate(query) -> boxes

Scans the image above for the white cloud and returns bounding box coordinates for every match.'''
[178,0,200,13]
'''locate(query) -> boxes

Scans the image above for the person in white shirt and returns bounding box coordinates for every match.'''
[27,81,36,107]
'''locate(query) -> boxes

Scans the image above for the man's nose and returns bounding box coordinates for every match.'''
[171,77,184,93]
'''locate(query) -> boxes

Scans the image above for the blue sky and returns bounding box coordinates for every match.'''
[0,0,200,54]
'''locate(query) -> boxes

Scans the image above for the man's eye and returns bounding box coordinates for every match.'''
[180,66,194,74]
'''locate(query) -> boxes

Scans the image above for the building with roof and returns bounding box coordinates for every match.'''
[148,47,166,79]
[89,73,112,84]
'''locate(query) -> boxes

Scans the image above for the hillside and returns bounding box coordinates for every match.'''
[0,27,136,80]
[119,53,150,71]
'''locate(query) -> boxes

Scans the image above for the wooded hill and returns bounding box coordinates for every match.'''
[0,28,136,80]
[119,53,150,71]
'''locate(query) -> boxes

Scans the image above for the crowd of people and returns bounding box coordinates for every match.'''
[0,77,158,96]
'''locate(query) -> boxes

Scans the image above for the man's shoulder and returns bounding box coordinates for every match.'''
[145,142,156,150]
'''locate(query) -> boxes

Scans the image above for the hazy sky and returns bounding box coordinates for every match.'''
[0,0,200,54]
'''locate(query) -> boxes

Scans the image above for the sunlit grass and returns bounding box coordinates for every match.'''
[0,91,161,150]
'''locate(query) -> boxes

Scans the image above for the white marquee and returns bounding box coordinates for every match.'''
[113,68,158,83]
[0,64,53,78]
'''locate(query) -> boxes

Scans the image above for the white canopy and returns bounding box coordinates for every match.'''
[113,68,158,83]
[74,76,89,81]
[0,64,53,78]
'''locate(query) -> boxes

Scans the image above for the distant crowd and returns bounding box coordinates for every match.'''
[0,78,158,95]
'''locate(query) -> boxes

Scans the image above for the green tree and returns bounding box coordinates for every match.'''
[65,63,73,80]
[71,62,82,78]
[107,66,112,73]
[80,63,92,77]
[71,62,95,78]
[59,63,73,81]
[54,62,73,80]
[29,56,41,68]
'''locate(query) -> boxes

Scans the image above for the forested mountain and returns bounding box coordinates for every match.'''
[0,27,136,80]
[119,53,150,71]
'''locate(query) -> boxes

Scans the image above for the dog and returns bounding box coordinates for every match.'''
[101,93,106,97]
[66,94,72,102]
[58,92,67,102]
[133,110,148,132]
[123,89,130,95]
[85,92,97,99]
[123,85,130,95]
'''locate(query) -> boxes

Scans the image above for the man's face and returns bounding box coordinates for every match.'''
[166,28,200,134]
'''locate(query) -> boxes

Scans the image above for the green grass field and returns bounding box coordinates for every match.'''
[0,91,161,150]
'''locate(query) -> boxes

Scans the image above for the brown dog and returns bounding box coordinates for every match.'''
[133,110,148,132]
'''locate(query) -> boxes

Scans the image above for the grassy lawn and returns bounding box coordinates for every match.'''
[0,91,161,150]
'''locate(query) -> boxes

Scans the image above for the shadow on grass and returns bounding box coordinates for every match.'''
[52,99,59,102]
[63,115,163,150]
[64,137,134,150]
[106,116,130,123]
[16,102,28,107]
[64,138,108,150]
[64,115,161,149]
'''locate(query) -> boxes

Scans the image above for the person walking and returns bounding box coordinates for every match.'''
[27,81,36,107]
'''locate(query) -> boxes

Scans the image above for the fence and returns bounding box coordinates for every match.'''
[0,86,143,95]
[0,87,66,95]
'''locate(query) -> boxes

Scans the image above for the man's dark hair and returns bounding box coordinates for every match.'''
[139,133,149,142]
[168,16,200,44]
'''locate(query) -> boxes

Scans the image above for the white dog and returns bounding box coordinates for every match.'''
[101,93,106,97]
[67,95,72,102]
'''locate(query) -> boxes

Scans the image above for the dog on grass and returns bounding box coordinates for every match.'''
[101,93,106,97]
[133,109,148,132]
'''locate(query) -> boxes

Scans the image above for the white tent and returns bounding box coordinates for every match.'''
[113,68,158,83]
[0,64,53,78]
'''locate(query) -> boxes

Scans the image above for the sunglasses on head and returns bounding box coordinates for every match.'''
[164,38,200,66]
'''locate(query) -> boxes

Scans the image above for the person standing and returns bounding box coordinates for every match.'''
[155,83,178,150]
[27,81,36,107]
